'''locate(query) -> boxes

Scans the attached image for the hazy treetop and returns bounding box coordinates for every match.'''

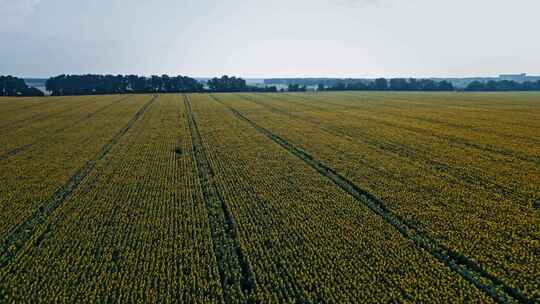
[1,0,538,78]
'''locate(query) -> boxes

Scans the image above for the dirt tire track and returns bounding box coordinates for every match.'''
[237,94,527,202]
[279,93,540,166]
[183,94,256,304]
[0,95,158,270]
[210,94,530,304]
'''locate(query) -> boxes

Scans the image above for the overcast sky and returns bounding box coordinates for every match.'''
[1,0,539,78]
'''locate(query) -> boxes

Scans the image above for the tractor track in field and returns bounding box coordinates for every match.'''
[237,94,525,203]
[293,92,535,137]
[313,92,540,145]
[0,95,133,161]
[210,94,530,304]
[0,95,158,271]
[291,92,540,128]
[279,93,540,167]
[183,94,256,304]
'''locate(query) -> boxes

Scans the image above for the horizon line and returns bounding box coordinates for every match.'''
[18,73,540,80]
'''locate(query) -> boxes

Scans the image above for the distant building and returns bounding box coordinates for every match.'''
[499,73,527,82]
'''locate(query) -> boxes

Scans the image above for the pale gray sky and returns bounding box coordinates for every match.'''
[1,0,539,78]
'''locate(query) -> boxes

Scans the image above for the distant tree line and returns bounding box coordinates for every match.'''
[274,77,540,92]
[464,80,540,91]
[207,75,277,92]
[319,78,455,91]
[288,84,307,92]
[207,75,247,92]
[45,74,277,95]
[0,76,44,96]
[5,74,540,97]
[46,74,204,96]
